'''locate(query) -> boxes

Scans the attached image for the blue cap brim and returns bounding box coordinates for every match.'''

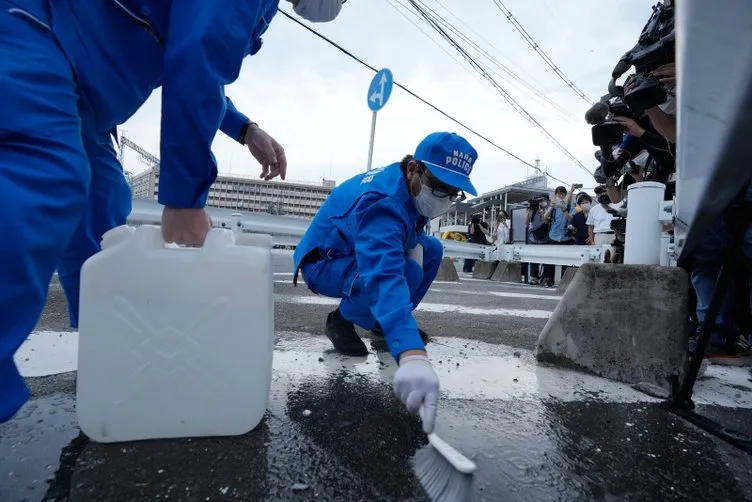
[421,161,478,196]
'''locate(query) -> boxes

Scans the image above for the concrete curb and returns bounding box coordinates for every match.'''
[472,260,498,280]
[437,258,459,282]
[491,261,522,283]
[535,263,689,390]
[556,267,578,293]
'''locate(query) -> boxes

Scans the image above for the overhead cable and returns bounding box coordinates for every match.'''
[404,0,591,176]
[277,8,570,183]
[489,0,594,104]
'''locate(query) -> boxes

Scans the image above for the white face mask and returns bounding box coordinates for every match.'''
[292,0,342,22]
[413,185,453,218]
[580,203,592,211]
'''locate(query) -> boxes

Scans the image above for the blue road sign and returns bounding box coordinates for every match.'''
[367,68,394,112]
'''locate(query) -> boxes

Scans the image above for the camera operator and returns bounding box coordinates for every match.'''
[586,0,676,199]
[463,214,491,273]
[523,195,550,285]
[619,63,677,143]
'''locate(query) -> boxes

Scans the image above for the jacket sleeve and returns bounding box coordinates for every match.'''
[220,97,250,144]
[158,2,261,209]
[352,196,424,360]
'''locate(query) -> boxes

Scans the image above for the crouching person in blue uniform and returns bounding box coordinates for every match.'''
[0,0,347,424]
[293,132,479,432]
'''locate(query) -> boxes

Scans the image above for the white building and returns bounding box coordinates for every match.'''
[129,168,335,219]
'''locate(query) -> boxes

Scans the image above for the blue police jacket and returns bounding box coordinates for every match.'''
[43,0,279,208]
[293,164,428,359]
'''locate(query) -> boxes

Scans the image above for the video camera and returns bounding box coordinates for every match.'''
[609,1,675,113]
[585,2,675,184]
[585,95,640,147]
[526,195,549,212]
[591,133,650,184]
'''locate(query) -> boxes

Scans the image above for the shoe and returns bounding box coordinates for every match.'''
[324,309,368,356]
[371,326,430,344]
[688,336,745,367]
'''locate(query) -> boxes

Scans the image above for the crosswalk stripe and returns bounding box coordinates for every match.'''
[274,294,553,318]
[22,330,750,409]
[430,289,561,301]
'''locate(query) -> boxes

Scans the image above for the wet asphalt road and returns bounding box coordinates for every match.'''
[2,251,752,501]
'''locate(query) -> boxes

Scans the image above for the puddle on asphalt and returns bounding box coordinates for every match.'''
[0,394,84,502]
[6,333,752,501]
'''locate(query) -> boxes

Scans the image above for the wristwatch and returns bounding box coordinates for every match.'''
[239,121,258,146]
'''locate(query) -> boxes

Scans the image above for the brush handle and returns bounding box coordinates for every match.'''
[420,406,477,474]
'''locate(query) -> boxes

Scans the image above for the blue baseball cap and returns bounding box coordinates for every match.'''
[414,132,478,196]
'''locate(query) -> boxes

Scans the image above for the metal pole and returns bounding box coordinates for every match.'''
[367,110,378,171]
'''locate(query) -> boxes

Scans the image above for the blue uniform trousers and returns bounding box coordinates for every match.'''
[301,235,443,330]
[0,6,131,422]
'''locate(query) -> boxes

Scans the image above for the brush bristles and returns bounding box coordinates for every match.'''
[414,447,474,502]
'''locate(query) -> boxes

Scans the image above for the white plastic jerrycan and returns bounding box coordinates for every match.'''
[76,224,274,443]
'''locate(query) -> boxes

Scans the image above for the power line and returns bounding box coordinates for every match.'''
[386,0,573,124]
[277,8,570,183]
[396,0,579,123]
[403,0,591,177]
[489,0,593,105]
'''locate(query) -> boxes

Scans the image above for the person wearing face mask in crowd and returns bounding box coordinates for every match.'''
[572,194,592,246]
[293,132,478,434]
[0,0,347,423]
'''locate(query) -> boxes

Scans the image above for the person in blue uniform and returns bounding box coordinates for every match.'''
[0,0,347,423]
[293,132,479,433]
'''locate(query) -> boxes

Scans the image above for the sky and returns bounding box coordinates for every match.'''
[120,0,657,198]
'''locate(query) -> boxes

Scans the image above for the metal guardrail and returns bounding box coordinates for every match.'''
[491,244,608,267]
[129,198,490,258]
[127,198,607,264]
[129,198,308,245]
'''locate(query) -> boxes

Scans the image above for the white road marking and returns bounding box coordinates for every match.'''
[15,330,78,377]
[430,289,561,301]
[19,330,752,409]
[434,279,554,292]
[275,294,553,319]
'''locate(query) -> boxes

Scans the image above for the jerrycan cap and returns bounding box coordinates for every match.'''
[101,225,135,250]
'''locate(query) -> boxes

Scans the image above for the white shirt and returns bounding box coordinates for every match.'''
[586,204,614,234]
[495,222,509,246]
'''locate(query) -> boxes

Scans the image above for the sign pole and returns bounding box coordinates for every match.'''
[367,110,377,171]
[365,68,394,172]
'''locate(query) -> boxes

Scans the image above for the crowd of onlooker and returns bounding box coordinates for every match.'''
[461,56,752,375]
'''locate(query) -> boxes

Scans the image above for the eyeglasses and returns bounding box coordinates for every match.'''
[419,164,466,202]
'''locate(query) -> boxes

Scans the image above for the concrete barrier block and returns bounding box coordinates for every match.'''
[472,260,497,280]
[437,258,459,282]
[556,267,579,293]
[491,261,522,283]
[535,263,688,390]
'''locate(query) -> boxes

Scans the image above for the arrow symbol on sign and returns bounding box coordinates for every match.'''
[369,90,382,105]
[369,72,388,107]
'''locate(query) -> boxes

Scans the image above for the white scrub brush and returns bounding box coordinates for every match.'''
[413,406,476,501]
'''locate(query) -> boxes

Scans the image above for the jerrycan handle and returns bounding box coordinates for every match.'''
[201,228,234,252]
[131,225,169,251]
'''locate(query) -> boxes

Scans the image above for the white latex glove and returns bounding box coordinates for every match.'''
[244,124,287,182]
[394,354,439,434]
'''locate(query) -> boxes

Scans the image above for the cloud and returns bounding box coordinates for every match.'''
[120,0,657,195]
